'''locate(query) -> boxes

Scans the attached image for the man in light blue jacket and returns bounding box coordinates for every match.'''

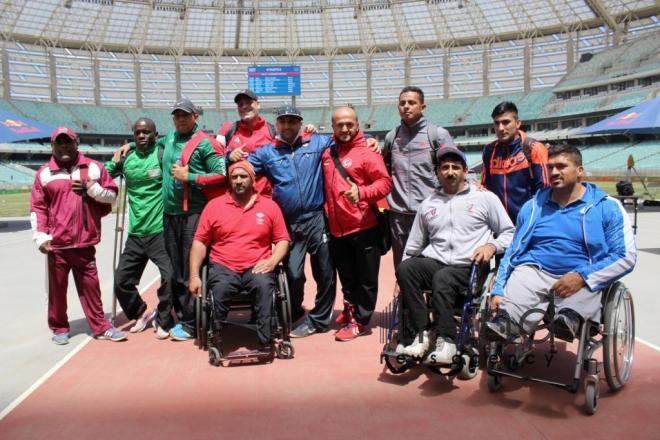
[486,143,636,342]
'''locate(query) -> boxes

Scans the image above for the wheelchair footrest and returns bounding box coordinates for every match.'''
[222,349,274,362]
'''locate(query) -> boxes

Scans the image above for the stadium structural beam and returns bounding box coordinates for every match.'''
[47,47,58,103]
[523,39,531,93]
[175,59,182,101]
[366,55,372,107]
[93,54,101,106]
[1,47,9,99]
[214,61,220,111]
[482,44,490,96]
[328,58,334,111]
[584,0,622,44]
[566,33,575,72]
[134,56,142,108]
[443,48,450,100]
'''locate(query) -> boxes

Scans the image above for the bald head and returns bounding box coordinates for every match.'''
[331,107,359,143]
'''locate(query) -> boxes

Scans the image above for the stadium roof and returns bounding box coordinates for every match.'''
[0,0,657,56]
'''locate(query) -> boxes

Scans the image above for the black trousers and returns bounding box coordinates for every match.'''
[114,232,174,328]
[164,213,200,335]
[208,262,275,345]
[395,256,471,345]
[389,211,416,270]
[285,212,336,331]
[329,226,381,326]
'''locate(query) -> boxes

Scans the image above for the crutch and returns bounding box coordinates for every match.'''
[110,174,128,324]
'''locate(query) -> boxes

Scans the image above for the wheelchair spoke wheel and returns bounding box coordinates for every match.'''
[603,284,635,391]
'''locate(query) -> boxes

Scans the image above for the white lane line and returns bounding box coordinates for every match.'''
[636,337,660,352]
[0,275,160,421]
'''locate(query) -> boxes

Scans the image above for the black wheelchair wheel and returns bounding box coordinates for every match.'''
[276,341,295,359]
[487,372,502,392]
[477,295,492,369]
[198,265,209,350]
[602,282,635,392]
[278,268,293,340]
[209,346,221,367]
[584,380,599,415]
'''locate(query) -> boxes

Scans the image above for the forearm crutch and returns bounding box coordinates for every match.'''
[110,175,128,324]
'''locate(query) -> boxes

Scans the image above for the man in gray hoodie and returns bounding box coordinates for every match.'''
[383,86,456,269]
[395,146,515,363]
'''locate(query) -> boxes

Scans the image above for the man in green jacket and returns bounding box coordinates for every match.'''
[160,99,226,340]
[105,118,174,339]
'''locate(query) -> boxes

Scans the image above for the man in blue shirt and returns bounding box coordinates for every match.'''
[486,143,636,342]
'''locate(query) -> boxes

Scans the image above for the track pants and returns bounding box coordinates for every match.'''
[329,226,381,326]
[114,232,174,329]
[164,213,200,335]
[47,246,112,337]
[501,265,602,331]
[396,256,472,345]
[208,262,275,345]
[389,211,416,270]
[285,212,336,331]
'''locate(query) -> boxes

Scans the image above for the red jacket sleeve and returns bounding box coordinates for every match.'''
[358,150,393,204]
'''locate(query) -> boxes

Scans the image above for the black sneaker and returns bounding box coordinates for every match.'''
[552,309,581,342]
[485,311,519,342]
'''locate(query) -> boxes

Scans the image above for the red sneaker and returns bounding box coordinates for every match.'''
[335,300,353,325]
[335,321,367,342]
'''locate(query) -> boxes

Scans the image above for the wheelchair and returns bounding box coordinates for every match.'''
[195,264,295,366]
[481,281,634,415]
[380,262,495,379]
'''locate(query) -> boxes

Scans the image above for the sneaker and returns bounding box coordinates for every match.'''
[335,300,353,325]
[129,309,156,333]
[154,324,170,340]
[96,327,128,342]
[403,330,429,357]
[290,320,318,338]
[52,332,69,345]
[425,336,457,365]
[169,323,193,341]
[394,343,407,355]
[335,320,367,342]
[553,310,581,342]
[485,311,519,342]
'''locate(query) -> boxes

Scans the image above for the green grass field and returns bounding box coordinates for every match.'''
[0,182,622,218]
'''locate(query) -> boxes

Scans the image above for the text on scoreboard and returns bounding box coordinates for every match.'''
[248,65,301,96]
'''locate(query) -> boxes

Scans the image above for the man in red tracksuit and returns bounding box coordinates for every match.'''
[481,101,549,223]
[321,107,393,341]
[30,127,127,345]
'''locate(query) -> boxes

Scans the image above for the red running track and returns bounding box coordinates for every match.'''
[1,261,659,439]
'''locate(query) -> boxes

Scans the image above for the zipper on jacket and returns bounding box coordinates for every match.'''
[581,204,594,264]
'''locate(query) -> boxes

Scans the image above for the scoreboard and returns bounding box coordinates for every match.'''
[247,65,301,96]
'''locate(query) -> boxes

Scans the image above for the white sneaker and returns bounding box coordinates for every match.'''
[426,336,457,365]
[129,309,156,333]
[154,324,170,340]
[403,330,429,357]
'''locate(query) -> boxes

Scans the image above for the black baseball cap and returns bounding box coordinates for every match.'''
[275,105,302,120]
[171,98,198,114]
[234,89,258,103]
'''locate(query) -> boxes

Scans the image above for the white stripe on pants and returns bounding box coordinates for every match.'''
[501,265,601,331]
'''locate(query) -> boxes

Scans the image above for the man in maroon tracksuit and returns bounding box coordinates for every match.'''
[31,127,127,345]
[321,107,393,341]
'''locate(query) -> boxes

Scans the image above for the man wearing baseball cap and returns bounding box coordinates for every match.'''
[393,145,514,362]
[217,89,276,195]
[189,160,289,354]
[30,127,127,345]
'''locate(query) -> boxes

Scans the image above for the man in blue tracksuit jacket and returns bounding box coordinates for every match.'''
[486,143,636,342]
[248,105,336,337]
